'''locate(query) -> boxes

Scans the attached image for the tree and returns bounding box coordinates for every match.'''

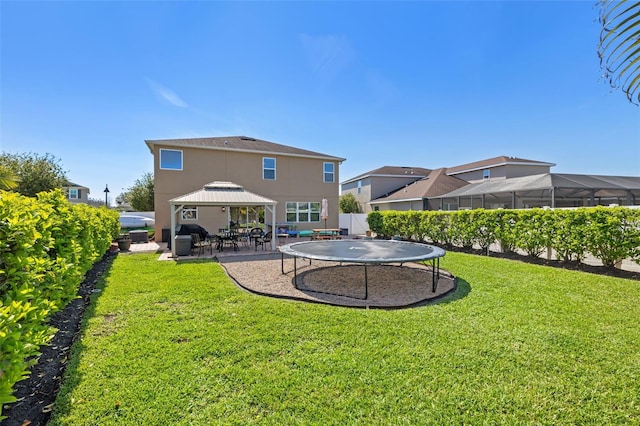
[339,193,361,213]
[598,0,640,105]
[120,172,154,211]
[0,152,68,196]
[86,197,108,207]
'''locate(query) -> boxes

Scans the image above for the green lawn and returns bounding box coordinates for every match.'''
[49,252,640,425]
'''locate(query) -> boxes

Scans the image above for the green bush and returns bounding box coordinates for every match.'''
[583,207,640,267]
[366,211,384,237]
[367,207,640,267]
[550,209,588,262]
[514,209,554,257]
[0,189,119,418]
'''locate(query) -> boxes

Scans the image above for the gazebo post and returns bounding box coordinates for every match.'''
[170,203,181,258]
[266,204,276,250]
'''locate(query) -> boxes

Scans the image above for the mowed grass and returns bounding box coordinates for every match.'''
[49,252,640,425]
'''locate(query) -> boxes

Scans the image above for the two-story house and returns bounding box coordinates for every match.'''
[444,156,555,183]
[340,166,432,213]
[368,168,469,211]
[343,156,640,211]
[146,136,346,241]
[63,182,91,204]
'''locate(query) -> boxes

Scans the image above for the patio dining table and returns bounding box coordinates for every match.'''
[215,231,240,252]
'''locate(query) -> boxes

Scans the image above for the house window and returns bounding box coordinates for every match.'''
[286,201,321,222]
[263,157,276,180]
[483,169,490,180]
[373,206,379,211]
[68,189,79,199]
[160,149,183,170]
[323,162,335,183]
[182,208,198,220]
[357,181,362,194]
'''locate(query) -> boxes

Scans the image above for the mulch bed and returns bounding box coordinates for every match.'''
[446,245,640,281]
[1,250,117,426]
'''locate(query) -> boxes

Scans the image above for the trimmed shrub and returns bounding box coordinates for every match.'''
[0,189,119,418]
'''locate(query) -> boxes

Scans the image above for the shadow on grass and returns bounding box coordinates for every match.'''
[413,276,471,308]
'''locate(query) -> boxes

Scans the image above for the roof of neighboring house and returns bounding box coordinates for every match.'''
[370,168,468,204]
[435,173,640,199]
[145,136,346,162]
[446,156,556,175]
[169,181,277,207]
[64,182,89,189]
[341,166,433,185]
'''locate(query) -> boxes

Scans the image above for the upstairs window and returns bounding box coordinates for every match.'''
[357,181,362,194]
[160,149,183,170]
[323,162,335,183]
[263,157,276,180]
[68,188,79,199]
[483,169,490,180]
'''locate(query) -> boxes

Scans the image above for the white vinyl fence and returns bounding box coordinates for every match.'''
[339,213,369,236]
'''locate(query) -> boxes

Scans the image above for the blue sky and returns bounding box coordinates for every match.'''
[1,1,639,204]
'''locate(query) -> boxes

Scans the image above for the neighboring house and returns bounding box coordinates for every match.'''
[63,182,90,204]
[340,166,433,213]
[369,168,468,211]
[445,156,555,183]
[342,156,640,211]
[146,136,346,241]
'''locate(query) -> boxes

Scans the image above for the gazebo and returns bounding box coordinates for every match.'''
[169,181,277,256]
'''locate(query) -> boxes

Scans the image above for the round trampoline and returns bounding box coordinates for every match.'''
[279,239,446,300]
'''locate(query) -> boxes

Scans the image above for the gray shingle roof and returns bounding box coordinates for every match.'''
[370,168,468,203]
[341,166,432,185]
[146,136,345,162]
[446,156,555,175]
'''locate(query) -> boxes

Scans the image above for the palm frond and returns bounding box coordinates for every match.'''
[0,167,19,190]
[598,0,640,105]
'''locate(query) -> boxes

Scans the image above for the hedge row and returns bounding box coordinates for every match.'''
[367,207,640,267]
[0,189,120,417]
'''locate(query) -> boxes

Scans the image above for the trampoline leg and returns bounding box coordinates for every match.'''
[294,256,298,289]
[364,264,368,300]
[431,258,440,292]
[281,252,285,275]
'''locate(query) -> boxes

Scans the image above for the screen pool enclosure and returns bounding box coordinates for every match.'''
[278,239,446,300]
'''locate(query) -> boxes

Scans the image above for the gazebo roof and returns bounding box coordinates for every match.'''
[169,181,277,207]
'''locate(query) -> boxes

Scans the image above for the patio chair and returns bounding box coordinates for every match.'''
[248,227,264,245]
[191,233,211,256]
[236,229,250,249]
[255,231,272,251]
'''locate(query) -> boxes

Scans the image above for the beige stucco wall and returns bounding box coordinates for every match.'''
[153,145,342,238]
[371,200,423,211]
[341,179,371,213]
[454,164,552,183]
[65,187,90,204]
[342,176,421,214]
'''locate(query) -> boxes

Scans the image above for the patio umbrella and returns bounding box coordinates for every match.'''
[320,198,329,229]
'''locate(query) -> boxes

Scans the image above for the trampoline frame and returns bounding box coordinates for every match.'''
[279,239,446,300]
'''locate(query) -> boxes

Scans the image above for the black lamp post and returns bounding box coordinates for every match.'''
[103,184,110,207]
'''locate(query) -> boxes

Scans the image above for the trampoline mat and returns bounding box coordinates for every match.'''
[279,239,445,264]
